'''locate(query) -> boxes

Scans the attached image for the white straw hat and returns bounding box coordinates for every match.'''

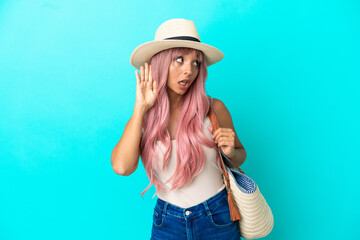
[130,18,224,69]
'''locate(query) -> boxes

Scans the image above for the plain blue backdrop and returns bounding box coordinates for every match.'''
[1,0,359,239]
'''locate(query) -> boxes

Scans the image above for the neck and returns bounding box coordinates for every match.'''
[167,89,184,111]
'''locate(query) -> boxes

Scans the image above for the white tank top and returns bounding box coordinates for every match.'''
[151,116,225,208]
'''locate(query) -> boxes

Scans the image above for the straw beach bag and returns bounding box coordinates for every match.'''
[208,98,274,239]
[218,148,274,239]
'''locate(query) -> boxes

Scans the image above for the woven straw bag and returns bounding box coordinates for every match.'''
[219,148,274,239]
[208,97,274,239]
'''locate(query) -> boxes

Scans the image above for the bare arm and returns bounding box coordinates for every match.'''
[111,62,157,176]
[111,107,146,176]
[212,98,247,168]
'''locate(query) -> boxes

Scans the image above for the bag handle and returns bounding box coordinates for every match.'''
[207,96,241,221]
[219,148,245,175]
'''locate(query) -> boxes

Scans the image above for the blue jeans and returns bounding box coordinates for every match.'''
[151,187,241,240]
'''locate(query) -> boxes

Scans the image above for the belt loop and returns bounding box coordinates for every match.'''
[203,201,212,216]
[162,202,168,217]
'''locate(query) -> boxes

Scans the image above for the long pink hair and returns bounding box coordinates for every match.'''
[140,47,221,197]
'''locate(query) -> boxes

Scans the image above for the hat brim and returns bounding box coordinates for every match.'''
[130,40,224,69]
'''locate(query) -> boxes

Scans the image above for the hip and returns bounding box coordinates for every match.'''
[151,186,241,240]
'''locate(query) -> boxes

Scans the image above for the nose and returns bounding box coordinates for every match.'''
[184,62,193,76]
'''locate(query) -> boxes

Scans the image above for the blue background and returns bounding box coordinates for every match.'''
[1,0,359,239]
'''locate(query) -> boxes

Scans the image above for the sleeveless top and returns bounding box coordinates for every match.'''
[147,115,225,208]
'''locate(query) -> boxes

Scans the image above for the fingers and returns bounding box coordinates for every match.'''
[215,136,235,144]
[218,141,235,148]
[136,63,156,93]
[135,65,145,85]
[152,79,157,94]
[135,63,150,85]
[212,128,234,139]
[211,128,235,145]
[135,70,140,85]
[145,63,151,89]
[149,64,152,82]
[140,65,145,83]
[145,62,149,82]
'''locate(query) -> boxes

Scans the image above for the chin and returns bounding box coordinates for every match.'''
[167,87,186,96]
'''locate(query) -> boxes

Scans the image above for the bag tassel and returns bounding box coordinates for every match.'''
[228,192,241,221]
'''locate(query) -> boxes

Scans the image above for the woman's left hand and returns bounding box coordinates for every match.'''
[208,126,235,159]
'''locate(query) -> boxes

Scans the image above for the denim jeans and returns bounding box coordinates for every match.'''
[151,187,241,240]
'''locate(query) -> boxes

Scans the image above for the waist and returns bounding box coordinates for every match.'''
[155,186,227,220]
[155,172,226,208]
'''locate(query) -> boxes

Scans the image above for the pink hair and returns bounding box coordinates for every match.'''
[140,47,221,197]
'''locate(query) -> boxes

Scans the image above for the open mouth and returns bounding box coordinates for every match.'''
[178,81,188,86]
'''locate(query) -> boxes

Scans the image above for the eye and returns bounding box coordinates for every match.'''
[194,60,200,66]
[176,57,183,63]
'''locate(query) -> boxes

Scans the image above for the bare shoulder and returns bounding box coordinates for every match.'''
[212,98,230,120]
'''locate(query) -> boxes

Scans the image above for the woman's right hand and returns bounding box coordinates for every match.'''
[134,62,158,112]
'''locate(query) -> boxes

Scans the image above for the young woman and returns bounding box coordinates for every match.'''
[111,19,247,240]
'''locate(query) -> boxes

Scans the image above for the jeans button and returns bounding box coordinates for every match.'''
[185,210,192,216]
